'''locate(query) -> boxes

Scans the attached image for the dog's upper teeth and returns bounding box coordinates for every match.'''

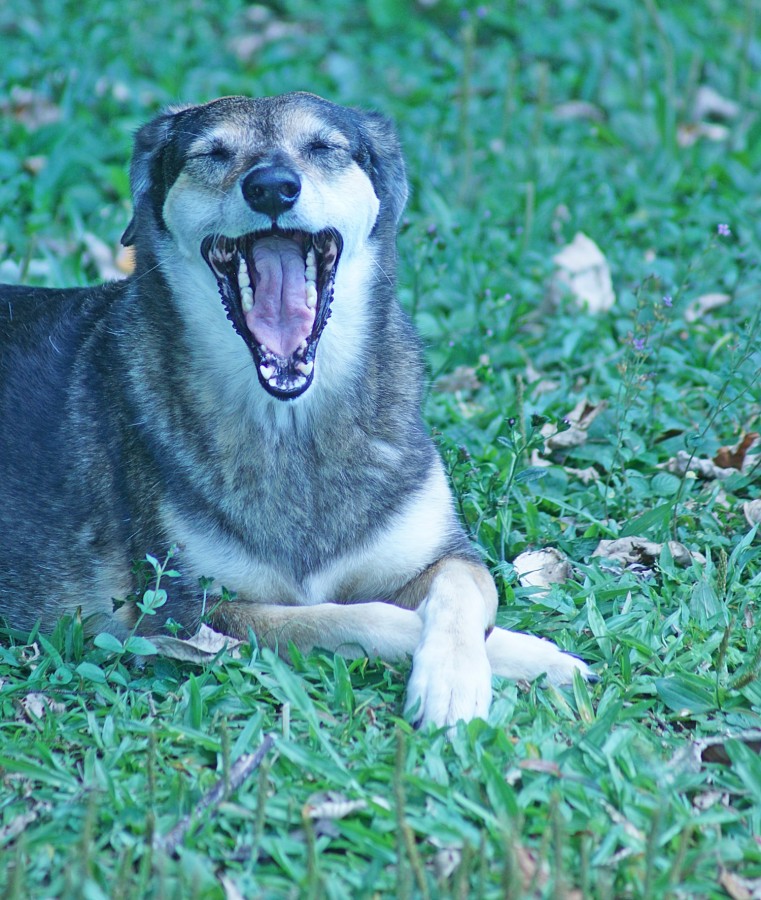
[305,283,317,309]
[238,256,250,288]
[260,364,275,380]
[295,360,313,376]
[268,376,279,387]
[241,286,254,312]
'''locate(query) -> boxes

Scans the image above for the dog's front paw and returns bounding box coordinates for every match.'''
[404,637,492,729]
[486,627,598,685]
[543,648,597,686]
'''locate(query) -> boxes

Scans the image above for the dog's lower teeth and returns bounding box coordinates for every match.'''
[260,364,275,379]
[305,284,317,309]
[241,286,254,312]
[268,376,279,387]
[296,360,313,376]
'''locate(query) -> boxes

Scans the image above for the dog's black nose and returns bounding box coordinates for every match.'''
[241,165,301,219]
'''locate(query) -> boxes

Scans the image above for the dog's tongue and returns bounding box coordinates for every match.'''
[245,236,314,358]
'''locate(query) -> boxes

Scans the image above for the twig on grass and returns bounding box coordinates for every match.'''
[154,733,276,856]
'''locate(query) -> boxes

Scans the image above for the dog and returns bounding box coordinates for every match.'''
[0,93,592,728]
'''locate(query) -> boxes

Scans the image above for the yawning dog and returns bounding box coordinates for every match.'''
[0,93,591,728]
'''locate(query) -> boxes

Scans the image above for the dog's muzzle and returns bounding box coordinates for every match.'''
[202,228,342,399]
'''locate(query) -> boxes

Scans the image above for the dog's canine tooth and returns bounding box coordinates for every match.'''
[295,360,313,376]
[241,286,254,312]
[260,364,275,380]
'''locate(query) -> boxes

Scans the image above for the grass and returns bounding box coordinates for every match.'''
[1,0,761,896]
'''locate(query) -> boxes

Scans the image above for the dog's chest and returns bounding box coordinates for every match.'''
[160,442,453,606]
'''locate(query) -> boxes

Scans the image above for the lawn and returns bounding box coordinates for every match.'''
[1,0,760,896]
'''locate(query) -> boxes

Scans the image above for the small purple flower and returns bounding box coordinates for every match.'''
[632,337,646,352]
[486,328,493,337]
[662,294,672,307]
[448,340,455,348]
[717,223,731,237]
[476,5,488,17]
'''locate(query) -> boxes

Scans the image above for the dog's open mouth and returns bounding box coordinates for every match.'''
[201,228,343,399]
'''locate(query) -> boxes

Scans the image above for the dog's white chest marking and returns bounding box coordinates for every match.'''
[161,460,456,607]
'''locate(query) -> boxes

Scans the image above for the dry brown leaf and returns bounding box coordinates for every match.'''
[565,466,600,484]
[515,843,550,889]
[219,875,246,900]
[19,693,66,720]
[82,233,129,282]
[552,232,615,313]
[664,450,740,481]
[0,87,62,130]
[714,433,760,470]
[553,100,604,122]
[592,538,703,568]
[677,122,731,147]
[303,792,367,820]
[513,548,572,592]
[718,868,761,900]
[432,847,461,880]
[541,399,606,452]
[0,809,39,843]
[148,624,243,663]
[693,85,740,121]
[744,500,761,528]
[433,365,481,393]
[684,292,731,323]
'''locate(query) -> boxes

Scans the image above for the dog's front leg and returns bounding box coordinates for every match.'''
[399,557,497,729]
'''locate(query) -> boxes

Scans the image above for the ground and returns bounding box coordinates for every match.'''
[1,1,760,897]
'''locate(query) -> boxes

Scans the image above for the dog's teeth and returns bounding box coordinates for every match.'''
[295,360,313,376]
[268,376,279,387]
[260,364,275,380]
[241,286,254,312]
[238,256,250,288]
[306,248,315,269]
[305,283,318,309]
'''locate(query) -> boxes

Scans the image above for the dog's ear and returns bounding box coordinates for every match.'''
[357,112,408,227]
[121,109,181,247]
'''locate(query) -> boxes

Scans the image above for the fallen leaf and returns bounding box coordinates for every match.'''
[718,868,759,900]
[664,450,740,481]
[693,85,740,121]
[553,100,604,122]
[0,809,39,843]
[303,792,367,820]
[564,465,600,484]
[148,624,243,663]
[219,875,246,900]
[541,399,606,453]
[19,693,66,720]
[744,501,761,528]
[433,365,481,393]
[0,86,62,130]
[677,122,731,147]
[519,758,562,775]
[552,232,615,313]
[432,847,461,880]
[513,548,572,591]
[684,292,731,323]
[714,433,760,470]
[592,538,703,568]
[82,233,129,282]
